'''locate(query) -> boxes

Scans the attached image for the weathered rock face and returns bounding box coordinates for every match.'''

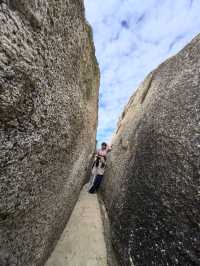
[102,35,200,266]
[0,1,99,265]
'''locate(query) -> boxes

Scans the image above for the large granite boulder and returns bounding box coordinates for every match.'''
[0,1,99,265]
[102,35,200,266]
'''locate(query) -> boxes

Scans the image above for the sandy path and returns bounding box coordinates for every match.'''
[45,185,107,266]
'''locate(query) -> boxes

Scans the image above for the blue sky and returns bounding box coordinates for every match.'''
[84,0,200,145]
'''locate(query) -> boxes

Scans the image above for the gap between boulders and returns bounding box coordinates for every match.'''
[45,184,118,266]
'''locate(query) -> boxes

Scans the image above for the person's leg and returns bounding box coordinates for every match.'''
[88,186,95,193]
[88,175,98,193]
[88,175,103,193]
[94,175,103,191]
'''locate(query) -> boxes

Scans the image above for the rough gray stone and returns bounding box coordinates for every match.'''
[0,1,99,265]
[102,34,200,266]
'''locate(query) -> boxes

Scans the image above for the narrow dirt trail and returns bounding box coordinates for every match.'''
[45,185,107,266]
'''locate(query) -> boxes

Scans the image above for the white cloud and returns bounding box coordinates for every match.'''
[84,0,200,145]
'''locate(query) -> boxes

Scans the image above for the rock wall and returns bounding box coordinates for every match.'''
[102,35,200,266]
[0,1,99,265]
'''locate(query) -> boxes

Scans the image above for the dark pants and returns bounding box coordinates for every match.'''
[89,175,103,193]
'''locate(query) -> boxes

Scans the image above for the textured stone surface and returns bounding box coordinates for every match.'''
[0,1,99,265]
[102,35,200,266]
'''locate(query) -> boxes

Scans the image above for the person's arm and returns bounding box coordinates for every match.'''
[92,150,99,169]
[106,144,112,153]
[96,149,100,156]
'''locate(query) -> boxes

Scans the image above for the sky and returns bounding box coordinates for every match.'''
[84,0,200,145]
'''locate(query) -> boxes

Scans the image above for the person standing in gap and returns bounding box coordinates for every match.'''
[88,142,112,193]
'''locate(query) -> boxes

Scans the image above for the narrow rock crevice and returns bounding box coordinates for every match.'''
[45,185,108,266]
[1,1,200,266]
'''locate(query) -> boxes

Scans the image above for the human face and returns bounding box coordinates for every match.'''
[102,144,106,150]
